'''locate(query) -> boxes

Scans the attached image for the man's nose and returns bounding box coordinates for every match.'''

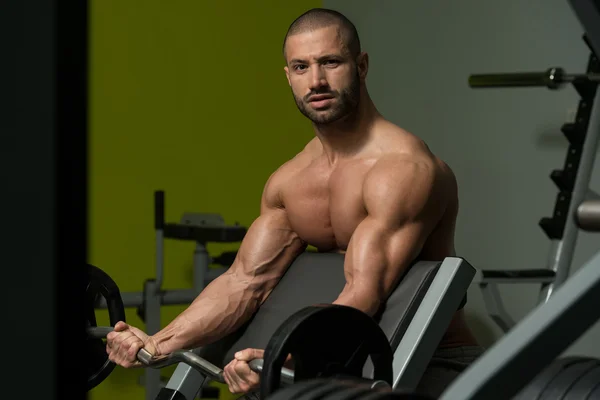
[309,65,328,91]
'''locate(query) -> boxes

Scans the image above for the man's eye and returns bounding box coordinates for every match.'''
[294,65,307,71]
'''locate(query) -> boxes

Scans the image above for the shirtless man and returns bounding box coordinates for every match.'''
[106,8,483,398]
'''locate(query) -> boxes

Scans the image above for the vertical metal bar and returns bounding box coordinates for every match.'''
[193,242,208,294]
[155,228,164,292]
[144,279,162,400]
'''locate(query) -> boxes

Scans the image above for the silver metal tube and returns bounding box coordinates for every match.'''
[577,199,600,231]
[137,349,225,381]
[193,243,208,293]
[539,88,600,303]
[135,350,295,386]
[87,326,113,339]
[155,229,164,291]
[85,326,295,387]
[144,280,162,400]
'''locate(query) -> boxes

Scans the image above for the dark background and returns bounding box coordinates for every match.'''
[1,1,88,399]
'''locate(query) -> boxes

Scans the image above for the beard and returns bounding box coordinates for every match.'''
[293,69,361,125]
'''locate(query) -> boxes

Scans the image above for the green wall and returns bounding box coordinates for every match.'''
[89,1,321,399]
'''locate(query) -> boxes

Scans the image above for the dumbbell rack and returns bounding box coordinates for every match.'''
[469,36,600,333]
[96,190,246,400]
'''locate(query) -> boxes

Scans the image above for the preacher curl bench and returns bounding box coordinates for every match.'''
[86,248,477,399]
[151,253,476,399]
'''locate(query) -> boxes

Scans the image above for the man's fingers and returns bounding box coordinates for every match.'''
[113,321,129,332]
[233,360,253,376]
[235,348,264,361]
[224,362,242,393]
[127,339,145,362]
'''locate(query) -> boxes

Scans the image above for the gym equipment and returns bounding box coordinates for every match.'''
[265,379,432,400]
[468,34,600,333]
[86,328,296,387]
[469,68,600,89]
[156,252,475,399]
[85,226,476,399]
[94,190,246,399]
[577,199,600,231]
[259,304,394,398]
[440,235,600,398]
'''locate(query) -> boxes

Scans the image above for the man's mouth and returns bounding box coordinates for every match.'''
[308,94,334,102]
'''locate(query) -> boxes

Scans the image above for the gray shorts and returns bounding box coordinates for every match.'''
[239,345,485,399]
[415,345,486,398]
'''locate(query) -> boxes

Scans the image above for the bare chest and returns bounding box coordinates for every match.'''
[280,162,371,251]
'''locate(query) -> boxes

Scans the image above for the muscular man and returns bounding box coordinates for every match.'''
[107,8,484,398]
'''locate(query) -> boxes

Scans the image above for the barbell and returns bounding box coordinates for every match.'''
[85,263,395,398]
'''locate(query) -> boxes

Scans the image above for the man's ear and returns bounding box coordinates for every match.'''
[356,52,369,81]
[284,66,291,86]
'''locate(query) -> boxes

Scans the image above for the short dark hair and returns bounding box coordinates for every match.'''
[283,8,361,59]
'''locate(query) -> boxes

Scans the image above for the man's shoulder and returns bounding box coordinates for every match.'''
[362,145,457,215]
[366,152,450,186]
[369,123,456,189]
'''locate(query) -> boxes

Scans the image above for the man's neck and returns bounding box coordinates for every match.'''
[314,97,381,165]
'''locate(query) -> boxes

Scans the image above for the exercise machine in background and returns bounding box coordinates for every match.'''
[440,176,600,399]
[96,190,246,400]
[468,33,600,333]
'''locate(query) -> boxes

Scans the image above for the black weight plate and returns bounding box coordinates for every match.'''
[362,394,434,400]
[298,381,362,400]
[260,304,393,398]
[267,379,336,400]
[514,357,592,400]
[346,391,434,400]
[85,264,126,391]
[589,383,600,399]
[322,386,372,400]
[539,358,599,400]
[563,364,600,400]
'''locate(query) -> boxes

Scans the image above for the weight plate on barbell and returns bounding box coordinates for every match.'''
[589,384,600,399]
[322,385,373,400]
[85,264,126,391]
[359,393,435,400]
[513,356,592,400]
[299,381,364,400]
[260,304,394,399]
[266,379,337,400]
[563,363,600,400]
[539,357,599,399]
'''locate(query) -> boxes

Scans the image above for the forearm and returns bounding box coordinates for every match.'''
[150,210,305,355]
[151,270,261,355]
[333,288,382,317]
